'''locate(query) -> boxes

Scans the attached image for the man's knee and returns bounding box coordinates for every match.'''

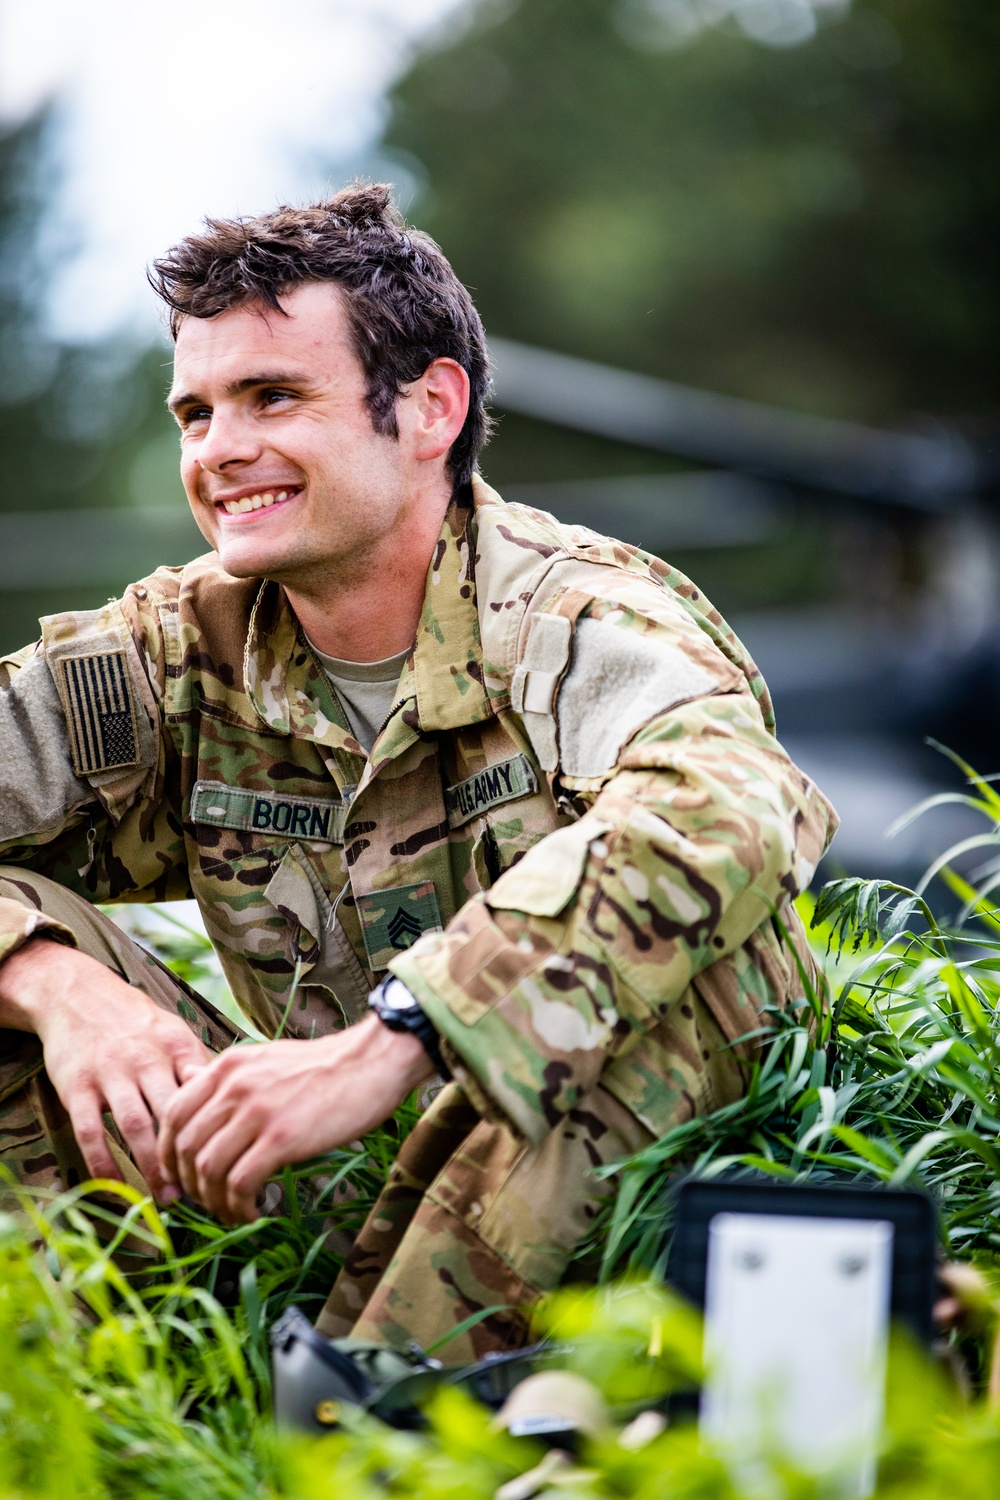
[0,866,76,917]
[429,1088,652,1293]
[335,1090,652,1362]
[0,866,127,974]
[0,867,237,1053]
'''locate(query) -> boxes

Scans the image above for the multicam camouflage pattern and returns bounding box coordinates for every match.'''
[316,1004,742,1365]
[0,475,837,1353]
[0,868,238,1204]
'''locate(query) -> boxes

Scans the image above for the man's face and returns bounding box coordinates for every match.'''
[169,282,413,586]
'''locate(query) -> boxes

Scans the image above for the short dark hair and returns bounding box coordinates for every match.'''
[148,182,493,489]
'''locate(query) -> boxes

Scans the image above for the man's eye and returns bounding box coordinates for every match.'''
[179,407,211,427]
[261,389,294,407]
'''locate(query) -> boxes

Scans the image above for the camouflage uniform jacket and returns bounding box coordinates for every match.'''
[0,477,837,1147]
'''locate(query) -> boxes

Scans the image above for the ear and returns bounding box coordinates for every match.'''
[407,358,471,463]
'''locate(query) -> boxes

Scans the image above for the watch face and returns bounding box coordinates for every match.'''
[380,979,417,1015]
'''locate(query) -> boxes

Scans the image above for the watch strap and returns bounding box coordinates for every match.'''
[369,978,451,1080]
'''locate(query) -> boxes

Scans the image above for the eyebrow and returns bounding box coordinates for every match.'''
[166,371,312,415]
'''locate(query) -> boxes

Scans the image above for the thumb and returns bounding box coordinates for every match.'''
[177,1058,208,1083]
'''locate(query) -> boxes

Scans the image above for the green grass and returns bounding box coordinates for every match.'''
[7,1192,1000,1499]
[598,747,1000,1299]
[8,747,1000,1493]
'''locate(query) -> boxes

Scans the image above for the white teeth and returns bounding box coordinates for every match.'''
[221,488,293,515]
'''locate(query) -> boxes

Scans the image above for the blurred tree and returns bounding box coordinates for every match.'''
[0,114,187,651]
[386,0,999,445]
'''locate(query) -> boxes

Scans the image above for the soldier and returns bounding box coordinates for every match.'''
[0,183,837,1362]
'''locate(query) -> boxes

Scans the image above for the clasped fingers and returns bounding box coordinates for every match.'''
[157,1036,357,1223]
[158,1047,276,1222]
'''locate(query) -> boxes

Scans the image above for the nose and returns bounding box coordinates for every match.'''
[192,405,262,475]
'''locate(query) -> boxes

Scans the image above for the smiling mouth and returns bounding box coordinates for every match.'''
[215,486,301,517]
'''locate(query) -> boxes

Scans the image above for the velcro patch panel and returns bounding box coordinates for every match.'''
[190,780,346,845]
[357,881,443,972]
[56,650,141,776]
[444,752,538,829]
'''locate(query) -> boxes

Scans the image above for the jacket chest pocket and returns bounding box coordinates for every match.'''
[468,817,549,893]
[477,800,572,879]
[188,779,347,934]
[186,779,350,1035]
[466,787,574,893]
[443,747,563,891]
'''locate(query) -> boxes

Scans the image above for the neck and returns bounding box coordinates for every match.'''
[284,489,451,662]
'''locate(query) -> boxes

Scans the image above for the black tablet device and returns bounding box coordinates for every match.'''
[666,1179,938,1344]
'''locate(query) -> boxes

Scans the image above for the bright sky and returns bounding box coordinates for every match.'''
[0,0,471,341]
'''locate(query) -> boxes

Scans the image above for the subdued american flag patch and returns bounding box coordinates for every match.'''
[56,651,140,775]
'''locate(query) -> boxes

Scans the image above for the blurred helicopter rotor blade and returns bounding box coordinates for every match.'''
[488,337,980,511]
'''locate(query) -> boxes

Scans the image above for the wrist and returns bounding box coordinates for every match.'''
[0,935,72,1032]
[378,1019,438,1091]
[349,1012,436,1091]
[0,938,115,1039]
[368,976,450,1079]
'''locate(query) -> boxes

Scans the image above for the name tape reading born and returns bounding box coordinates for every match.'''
[190,780,347,845]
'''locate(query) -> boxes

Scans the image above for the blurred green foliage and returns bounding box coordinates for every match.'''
[0,114,187,650]
[0,115,183,516]
[6,1187,1000,1498]
[380,0,1000,620]
[389,0,999,438]
[2,1,997,653]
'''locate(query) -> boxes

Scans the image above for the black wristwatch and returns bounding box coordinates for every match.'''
[368,977,451,1079]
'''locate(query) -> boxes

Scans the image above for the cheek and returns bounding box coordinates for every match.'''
[342,427,407,496]
[179,447,201,496]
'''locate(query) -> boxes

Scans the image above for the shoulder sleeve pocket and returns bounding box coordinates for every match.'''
[0,654,92,844]
[483,813,611,919]
[557,616,737,779]
[42,602,156,780]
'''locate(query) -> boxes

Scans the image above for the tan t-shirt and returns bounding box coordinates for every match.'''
[306,640,410,756]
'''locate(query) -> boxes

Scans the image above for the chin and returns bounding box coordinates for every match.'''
[218,538,322,585]
[215,543,274,579]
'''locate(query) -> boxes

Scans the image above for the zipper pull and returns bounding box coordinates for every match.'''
[77,813,98,879]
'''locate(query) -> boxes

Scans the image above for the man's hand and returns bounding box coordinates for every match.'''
[0,936,213,1201]
[158,1015,434,1224]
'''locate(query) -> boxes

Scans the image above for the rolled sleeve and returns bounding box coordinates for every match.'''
[0,897,77,968]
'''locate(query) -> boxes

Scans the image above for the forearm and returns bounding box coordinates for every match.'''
[0,934,97,1035]
[392,696,837,1144]
[311,1012,437,1101]
[157,1013,435,1224]
[0,923,217,1196]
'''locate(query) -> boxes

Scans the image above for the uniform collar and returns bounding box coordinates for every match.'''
[409,488,492,733]
[245,489,494,751]
[244,583,350,752]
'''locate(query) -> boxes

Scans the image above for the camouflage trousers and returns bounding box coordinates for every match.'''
[0,870,744,1365]
[0,869,242,1203]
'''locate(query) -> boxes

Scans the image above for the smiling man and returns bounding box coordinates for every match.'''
[0,184,836,1361]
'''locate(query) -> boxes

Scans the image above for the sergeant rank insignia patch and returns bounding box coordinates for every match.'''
[444,753,538,829]
[357,882,443,971]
